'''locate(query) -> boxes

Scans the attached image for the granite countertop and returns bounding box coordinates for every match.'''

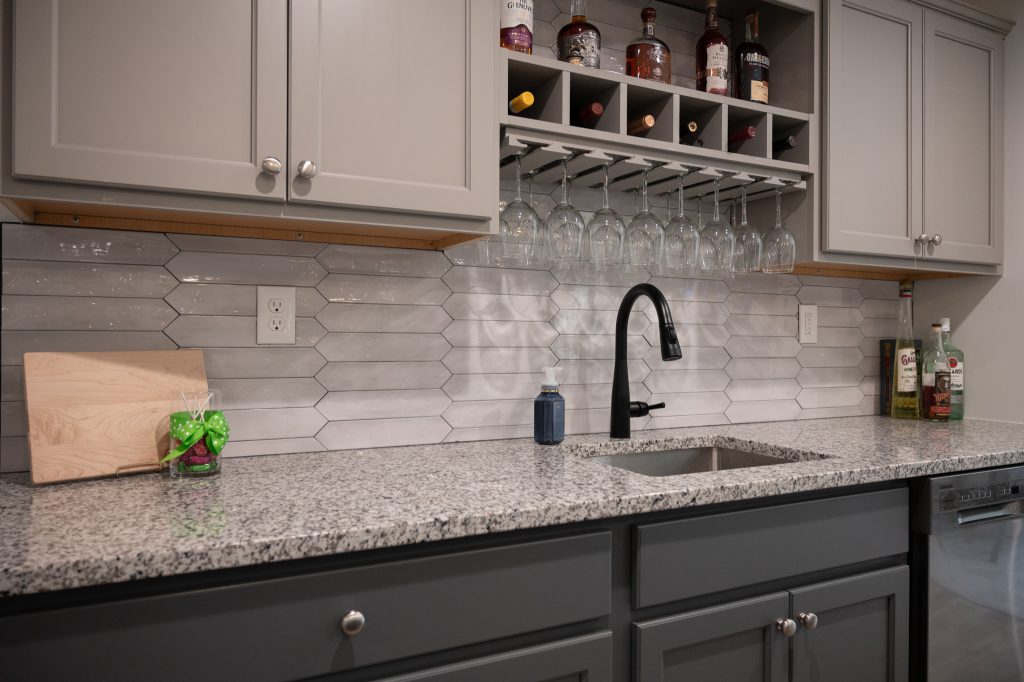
[2,416,1023,598]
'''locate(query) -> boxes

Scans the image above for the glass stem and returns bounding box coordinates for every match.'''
[641,170,649,213]
[775,187,782,228]
[677,176,686,218]
[712,179,720,222]
[602,165,610,209]
[514,156,523,202]
[697,195,704,230]
[560,161,569,205]
[741,186,748,226]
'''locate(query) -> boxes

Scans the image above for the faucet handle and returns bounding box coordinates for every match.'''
[628,401,666,417]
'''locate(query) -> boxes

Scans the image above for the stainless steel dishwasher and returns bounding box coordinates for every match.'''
[911,465,1024,682]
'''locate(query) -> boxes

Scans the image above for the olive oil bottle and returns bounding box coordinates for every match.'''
[890,280,920,419]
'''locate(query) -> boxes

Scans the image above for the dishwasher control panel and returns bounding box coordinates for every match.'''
[938,479,1024,511]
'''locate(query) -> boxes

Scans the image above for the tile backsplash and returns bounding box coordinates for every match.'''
[0,223,897,472]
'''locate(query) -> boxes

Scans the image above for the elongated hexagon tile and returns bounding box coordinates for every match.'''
[550,284,632,310]
[222,407,326,441]
[317,244,450,278]
[646,323,730,348]
[724,273,800,294]
[2,260,177,298]
[797,286,864,307]
[443,266,558,296]
[317,361,450,391]
[1,224,178,264]
[649,276,730,302]
[442,399,533,428]
[551,334,648,360]
[797,275,863,288]
[725,358,802,380]
[564,408,649,436]
[797,347,863,368]
[1,402,28,436]
[442,347,558,374]
[2,295,177,331]
[444,425,534,442]
[859,299,898,319]
[222,438,325,458]
[859,337,883,357]
[726,379,801,401]
[1,331,176,365]
[645,346,730,371]
[797,387,864,408]
[818,306,864,327]
[860,394,881,415]
[551,310,647,335]
[1,437,29,472]
[645,414,731,430]
[316,389,451,420]
[811,327,864,348]
[725,314,798,337]
[442,293,557,321]
[317,274,451,305]
[725,336,801,358]
[443,320,558,348]
[317,333,450,361]
[204,348,326,379]
[317,303,451,333]
[859,280,899,299]
[210,378,326,409]
[860,376,881,396]
[560,382,649,410]
[860,356,881,377]
[661,300,730,325]
[555,358,649,384]
[725,292,799,316]
[1,366,25,402]
[859,318,897,338]
[796,367,864,388]
[164,284,326,317]
[725,399,801,423]
[644,369,730,393]
[164,316,326,347]
[646,391,731,416]
[553,264,650,287]
[168,233,325,257]
[166,252,326,286]
[317,417,451,450]
[442,374,544,401]
[797,406,864,420]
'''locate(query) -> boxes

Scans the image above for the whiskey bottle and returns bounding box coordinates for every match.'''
[557,0,601,69]
[922,323,951,421]
[509,91,535,114]
[500,0,534,54]
[734,9,770,104]
[890,280,921,419]
[626,7,672,84]
[939,317,965,419]
[696,0,729,95]
[628,114,656,135]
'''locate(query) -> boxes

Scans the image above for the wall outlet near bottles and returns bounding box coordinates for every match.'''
[799,305,818,344]
[257,286,296,345]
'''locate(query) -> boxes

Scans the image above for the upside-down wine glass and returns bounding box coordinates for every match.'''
[698,178,734,276]
[500,156,542,267]
[731,184,764,272]
[762,186,797,273]
[625,169,665,273]
[663,173,700,274]
[586,164,626,269]
[546,160,586,267]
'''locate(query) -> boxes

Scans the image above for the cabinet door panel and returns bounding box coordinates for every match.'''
[634,593,789,682]
[923,12,1003,264]
[791,566,909,682]
[13,0,287,199]
[289,0,496,221]
[824,0,922,257]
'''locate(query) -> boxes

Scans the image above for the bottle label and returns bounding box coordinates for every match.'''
[705,44,729,92]
[926,371,952,418]
[948,357,964,391]
[563,32,600,68]
[896,348,917,392]
[500,0,533,30]
[750,80,768,103]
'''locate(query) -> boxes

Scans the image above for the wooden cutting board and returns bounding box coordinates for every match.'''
[23,350,208,485]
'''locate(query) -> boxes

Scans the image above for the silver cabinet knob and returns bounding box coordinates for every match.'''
[297,160,319,179]
[261,157,283,175]
[775,618,797,637]
[930,234,943,246]
[340,610,365,636]
[799,612,819,630]
[916,234,932,245]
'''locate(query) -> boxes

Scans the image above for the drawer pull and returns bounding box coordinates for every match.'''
[799,612,819,630]
[340,610,366,637]
[775,618,797,637]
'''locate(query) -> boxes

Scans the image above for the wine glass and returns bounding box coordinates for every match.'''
[500,156,542,267]
[545,160,586,267]
[762,186,797,273]
[586,164,626,269]
[663,173,700,274]
[625,169,665,273]
[698,178,734,276]
[731,184,764,272]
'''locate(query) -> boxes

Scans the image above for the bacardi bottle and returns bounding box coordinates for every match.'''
[890,281,920,419]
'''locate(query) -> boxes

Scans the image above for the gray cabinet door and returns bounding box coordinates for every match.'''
[12,0,287,199]
[633,593,790,682]
[791,566,909,682]
[922,11,1004,265]
[824,0,923,258]
[288,1,496,221]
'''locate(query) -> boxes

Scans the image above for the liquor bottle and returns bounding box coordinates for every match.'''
[628,114,656,135]
[575,101,604,127]
[890,281,921,419]
[500,0,534,54]
[508,91,535,114]
[734,9,770,103]
[773,135,797,156]
[626,7,672,84]
[939,317,965,420]
[557,0,601,69]
[681,120,703,146]
[728,124,757,150]
[922,324,951,421]
[696,0,729,95]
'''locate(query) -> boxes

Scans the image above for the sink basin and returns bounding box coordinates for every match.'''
[591,446,792,477]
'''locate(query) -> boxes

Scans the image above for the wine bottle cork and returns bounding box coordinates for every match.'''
[509,91,535,113]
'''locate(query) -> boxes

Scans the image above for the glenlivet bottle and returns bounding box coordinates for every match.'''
[939,317,965,419]
[500,0,534,54]
[696,0,729,95]
[557,0,601,69]
[626,7,672,84]
[891,280,921,419]
[734,9,769,103]
[922,323,951,421]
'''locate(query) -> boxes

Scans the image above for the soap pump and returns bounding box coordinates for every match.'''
[534,367,565,445]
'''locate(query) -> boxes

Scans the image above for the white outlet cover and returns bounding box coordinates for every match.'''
[799,304,818,344]
[257,286,296,345]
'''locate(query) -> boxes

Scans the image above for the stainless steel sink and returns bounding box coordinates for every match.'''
[591,446,792,477]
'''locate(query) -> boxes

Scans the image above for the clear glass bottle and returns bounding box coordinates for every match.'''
[696,0,729,95]
[890,281,921,419]
[626,7,672,83]
[557,0,600,69]
[734,9,769,103]
[922,324,952,421]
[500,0,534,54]
[939,317,965,420]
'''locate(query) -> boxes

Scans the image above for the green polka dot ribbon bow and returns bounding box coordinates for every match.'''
[162,411,230,463]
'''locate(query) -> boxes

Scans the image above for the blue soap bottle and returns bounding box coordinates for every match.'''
[534,367,564,445]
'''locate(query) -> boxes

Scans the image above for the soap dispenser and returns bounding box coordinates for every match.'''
[534,367,565,445]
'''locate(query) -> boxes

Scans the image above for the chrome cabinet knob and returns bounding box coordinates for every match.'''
[775,618,797,637]
[261,157,283,175]
[930,234,943,246]
[799,612,819,630]
[297,160,319,179]
[340,610,365,636]
[916,234,932,245]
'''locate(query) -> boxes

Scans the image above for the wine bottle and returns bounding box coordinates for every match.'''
[575,102,604,128]
[681,120,703,146]
[696,0,729,95]
[890,281,921,419]
[773,135,797,155]
[628,114,656,135]
[509,91,535,114]
[500,0,534,55]
[728,125,757,150]
[557,0,601,69]
[734,9,770,103]
[626,7,672,84]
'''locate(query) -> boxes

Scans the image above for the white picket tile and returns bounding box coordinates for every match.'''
[223,407,327,440]
[2,295,177,331]
[646,324,730,347]
[316,389,451,420]
[859,318,897,338]
[725,292,799,316]
[444,425,534,442]
[859,376,881,396]
[317,417,451,450]
[1,331,176,365]
[724,273,800,294]
[442,374,543,401]
[649,276,731,302]
[222,438,325,458]
[317,361,451,390]
[725,400,801,423]
[2,260,176,297]
[317,244,450,278]
[798,275,863,288]
[317,333,451,361]
[551,309,648,335]
[725,314,798,336]
[797,286,864,307]
[725,358,801,379]
[810,327,864,348]
[860,394,881,415]
[859,280,899,299]
[442,293,557,321]
[0,402,27,436]
[442,347,559,374]
[165,316,326,348]
[550,284,632,310]
[317,274,451,305]
[797,347,863,367]
[555,359,650,383]
[443,266,558,295]
[859,299,898,318]
[818,306,864,327]
[166,252,326,286]
[2,224,177,264]
[860,356,881,376]
[644,369,730,393]
[644,346,730,370]
[442,400,534,428]
[168,233,325,257]
[646,391,731,416]
[551,334,649,360]
[859,337,883,357]
[443,320,558,347]
[204,348,327,379]
[565,408,648,435]
[165,284,326,316]
[209,378,326,409]
[725,379,801,401]
[796,367,864,388]
[553,264,650,287]
[725,336,801,357]
[561,382,649,409]
[317,304,451,333]
[0,436,29,472]
[797,406,864,420]
[644,413,731,430]
[664,300,730,325]
[796,387,865,408]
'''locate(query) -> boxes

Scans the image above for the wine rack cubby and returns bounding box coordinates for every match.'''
[568,72,621,134]
[507,57,564,124]
[726,103,769,158]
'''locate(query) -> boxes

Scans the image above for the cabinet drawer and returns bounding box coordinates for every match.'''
[0,532,611,682]
[634,489,908,608]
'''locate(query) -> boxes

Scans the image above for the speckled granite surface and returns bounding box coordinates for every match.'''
[1,416,1022,598]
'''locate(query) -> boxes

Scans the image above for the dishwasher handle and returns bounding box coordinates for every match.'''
[957,500,1024,526]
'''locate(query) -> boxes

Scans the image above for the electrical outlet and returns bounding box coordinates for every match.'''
[257,286,296,345]
[799,305,818,344]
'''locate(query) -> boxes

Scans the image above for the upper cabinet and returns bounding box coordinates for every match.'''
[823,0,1005,267]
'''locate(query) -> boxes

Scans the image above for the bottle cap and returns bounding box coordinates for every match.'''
[931,323,942,330]
[542,366,562,390]
[939,317,951,332]
[899,280,913,297]
[641,7,656,23]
